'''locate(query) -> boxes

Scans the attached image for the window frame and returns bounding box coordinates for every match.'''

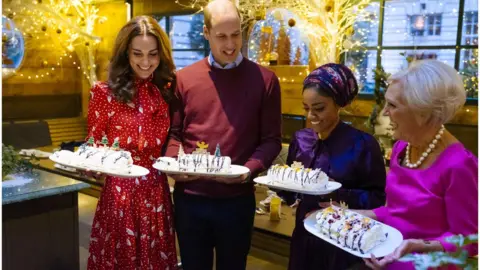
[349,0,478,104]
[155,13,210,67]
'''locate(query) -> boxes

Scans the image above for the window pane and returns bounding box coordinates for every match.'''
[345,49,378,93]
[158,17,166,31]
[247,9,309,65]
[459,48,478,98]
[462,0,478,45]
[381,49,456,75]
[351,2,380,47]
[383,0,459,46]
[169,14,205,49]
[173,51,205,70]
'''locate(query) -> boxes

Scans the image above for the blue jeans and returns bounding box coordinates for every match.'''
[173,191,256,270]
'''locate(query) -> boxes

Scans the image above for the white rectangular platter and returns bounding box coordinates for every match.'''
[49,154,149,179]
[253,175,342,195]
[304,209,403,258]
[153,163,249,178]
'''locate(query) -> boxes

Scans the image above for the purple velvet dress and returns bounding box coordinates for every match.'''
[285,122,387,270]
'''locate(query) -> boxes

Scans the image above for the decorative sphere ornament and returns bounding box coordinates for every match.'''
[272,10,283,21]
[2,17,25,80]
[42,60,48,67]
[288,18,296,27]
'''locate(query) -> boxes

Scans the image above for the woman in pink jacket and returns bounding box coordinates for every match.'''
[349,60,478,269]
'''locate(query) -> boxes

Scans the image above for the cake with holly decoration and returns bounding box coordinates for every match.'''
[267,162,329,191]
[155,142,231,173]
[52,136,134,174]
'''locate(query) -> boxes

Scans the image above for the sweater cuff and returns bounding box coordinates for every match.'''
[165,139,181,157]
[244,159,264,178]
[372,206,388,222]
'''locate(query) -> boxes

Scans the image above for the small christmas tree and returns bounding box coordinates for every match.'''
[87,136,95,146]
[101,135,109,147]
[293,46,302,65]
[276,24,291,65]
[112,138,120,150]
[214,144,221,157]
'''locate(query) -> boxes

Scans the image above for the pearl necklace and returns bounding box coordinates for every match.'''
[405,125,445,168]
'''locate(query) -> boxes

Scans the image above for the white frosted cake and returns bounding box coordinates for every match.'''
[52,137,133,174]
[155,142,231,173]
[267,162,329,191]
[315,204,387,254]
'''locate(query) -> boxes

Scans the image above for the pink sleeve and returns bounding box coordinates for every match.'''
[372,206,388,222]
[372,141,406,222]
[432,155,478,255]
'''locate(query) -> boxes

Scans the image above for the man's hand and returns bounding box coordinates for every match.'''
[211,172,250,184]
[318,200,341,208]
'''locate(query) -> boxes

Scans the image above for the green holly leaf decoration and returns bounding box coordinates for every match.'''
[398,234,478,270]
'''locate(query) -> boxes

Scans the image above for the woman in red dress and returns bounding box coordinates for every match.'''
[86,16,177,269]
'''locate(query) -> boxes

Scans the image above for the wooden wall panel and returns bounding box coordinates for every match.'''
[3,95,81,120]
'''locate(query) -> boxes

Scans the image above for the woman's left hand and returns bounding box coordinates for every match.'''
[363,239,426,269]
[318,201,340,208]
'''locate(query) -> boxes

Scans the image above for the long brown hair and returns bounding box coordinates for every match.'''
[108,16,176,103]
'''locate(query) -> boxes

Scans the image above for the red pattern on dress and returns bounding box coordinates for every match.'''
[86,78,177,270]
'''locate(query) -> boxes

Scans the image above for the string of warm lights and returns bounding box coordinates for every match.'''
[3,0,105,85]
[175,0,477,96]
[179,0,371,68]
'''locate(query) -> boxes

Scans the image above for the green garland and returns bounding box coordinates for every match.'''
[365,66,390,132]
[2,144,38,180]
[400,234,478,270]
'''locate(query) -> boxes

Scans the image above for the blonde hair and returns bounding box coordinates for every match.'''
[204,0,241,29]
[388,60,466,126]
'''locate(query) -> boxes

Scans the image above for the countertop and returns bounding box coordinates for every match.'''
[2,169,90,205]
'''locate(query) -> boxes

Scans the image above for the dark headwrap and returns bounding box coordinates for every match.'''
[303,63,359,107]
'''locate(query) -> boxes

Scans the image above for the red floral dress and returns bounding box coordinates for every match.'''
[86,78,177,269]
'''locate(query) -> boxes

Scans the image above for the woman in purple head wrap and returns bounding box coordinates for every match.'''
[281,63,387,270]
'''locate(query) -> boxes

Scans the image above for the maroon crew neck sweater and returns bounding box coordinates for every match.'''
[165,57,282,198]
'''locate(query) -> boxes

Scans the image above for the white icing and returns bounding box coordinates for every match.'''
[155,153,231,173]
[267,164,328,191]
[53,145,133,174]
[315,206,387,253]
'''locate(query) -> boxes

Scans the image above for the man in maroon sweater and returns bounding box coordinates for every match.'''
[165,0,281,269]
